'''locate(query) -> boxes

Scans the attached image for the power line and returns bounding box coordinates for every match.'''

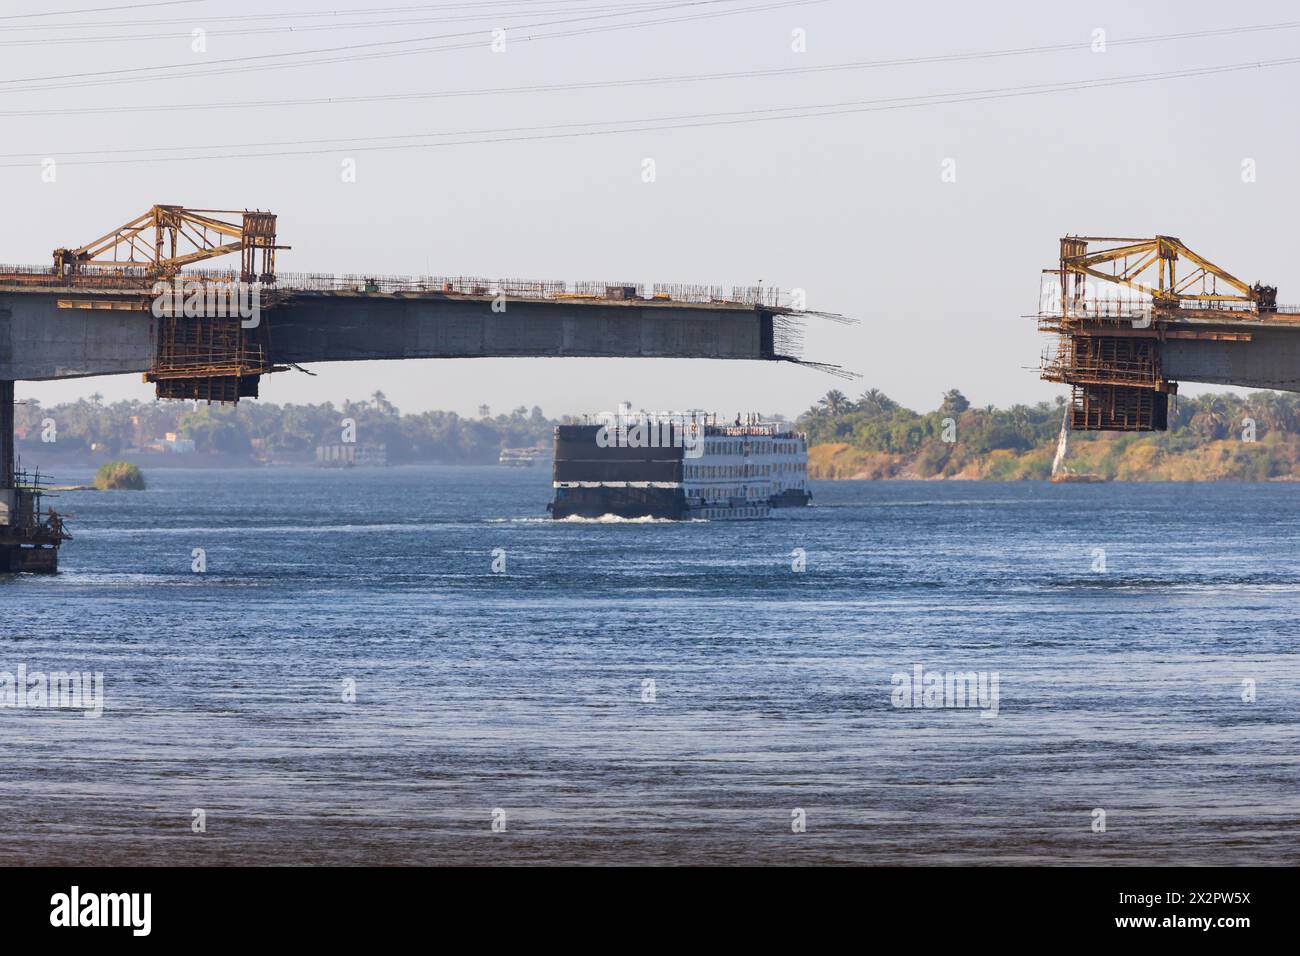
[0,0,201,19]
[0,0,819,95]
[0,0,669,29]
[0,0,757,87]
[4,16,1296,115]
[0,2,683,45]
[6,54,1295,168]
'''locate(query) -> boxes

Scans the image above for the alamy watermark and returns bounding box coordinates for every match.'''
[593,404,705,458]
[891,663,999,718]
[151,278,261,329]
[0,664,104,718]
[50,886,150,936]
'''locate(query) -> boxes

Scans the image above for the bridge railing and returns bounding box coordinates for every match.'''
[0,263,788,308]
[273,272,786,307]
[0,263,154,288]
[1037,302,1300,324]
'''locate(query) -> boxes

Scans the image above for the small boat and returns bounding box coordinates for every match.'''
[499,447,546,467]
[1050,407,1106,483]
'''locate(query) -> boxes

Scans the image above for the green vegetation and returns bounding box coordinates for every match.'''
[94,461,146,490]
[798,388,1300,481]
[15,392,559,465]
[18,387,1300,480]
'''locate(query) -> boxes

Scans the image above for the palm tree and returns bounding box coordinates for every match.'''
[1246,391,1292,437]
[1190,395,1231,441]
[818,389,850,417]
[856,388,898,416]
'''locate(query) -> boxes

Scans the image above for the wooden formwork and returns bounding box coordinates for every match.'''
[146,305,271,405]
[1070,383,1169,431]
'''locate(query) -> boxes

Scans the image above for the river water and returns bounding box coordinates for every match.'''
[2,467,1296,864]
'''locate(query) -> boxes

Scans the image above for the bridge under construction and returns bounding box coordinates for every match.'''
[0,204,834,572]
[1039,234,1299,430]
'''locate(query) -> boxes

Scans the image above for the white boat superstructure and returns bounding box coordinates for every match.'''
[680,424,810,517]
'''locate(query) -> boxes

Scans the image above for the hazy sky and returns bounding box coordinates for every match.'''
[4,0,1296,417]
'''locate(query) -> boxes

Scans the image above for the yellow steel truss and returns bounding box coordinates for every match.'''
[52,204,287,282]
[1059,235,1257,312]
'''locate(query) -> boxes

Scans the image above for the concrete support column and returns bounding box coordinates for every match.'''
[0,380,13,488]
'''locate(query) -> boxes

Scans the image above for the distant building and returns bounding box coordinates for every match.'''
[315,442,387,467]
[162,432,195,454]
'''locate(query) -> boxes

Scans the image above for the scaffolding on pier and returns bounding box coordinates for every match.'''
[1038,235,1277,431]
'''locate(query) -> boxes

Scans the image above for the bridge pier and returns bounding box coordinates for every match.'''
[1,379,22,572]
[1,380,12,488]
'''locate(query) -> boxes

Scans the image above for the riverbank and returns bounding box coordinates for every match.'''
[799,387,1300,481]
[809,434,1300,481]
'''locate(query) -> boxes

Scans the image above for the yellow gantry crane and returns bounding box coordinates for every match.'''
[1042,235,1278,432]
[1057,235,1275,319]
[42,204,290,403]
[51,204,287,283]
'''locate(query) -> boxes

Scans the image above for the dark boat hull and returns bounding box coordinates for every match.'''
[0,538,61,574]
[548,487,772,520]
[549,486,685,519]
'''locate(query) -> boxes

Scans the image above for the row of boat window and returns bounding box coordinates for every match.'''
[685,462,806,478]
[691,486,768,500]
[706,440,805,455]
[700,507,767,518]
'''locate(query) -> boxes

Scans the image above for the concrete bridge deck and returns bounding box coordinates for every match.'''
[1040,305,1300,389]
[1157,312,1300,392]
[0,271,807,381]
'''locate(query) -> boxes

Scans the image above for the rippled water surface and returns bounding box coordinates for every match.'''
[2,467,1297,865]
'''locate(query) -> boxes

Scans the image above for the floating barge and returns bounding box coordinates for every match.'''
[0,471,70,574]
